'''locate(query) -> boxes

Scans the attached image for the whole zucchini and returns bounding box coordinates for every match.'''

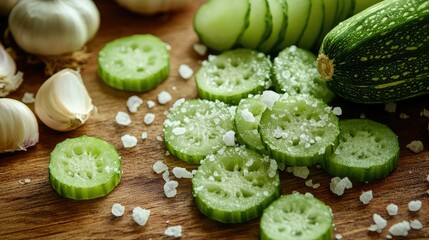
[317,0,429,103]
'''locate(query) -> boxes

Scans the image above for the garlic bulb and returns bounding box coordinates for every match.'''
[0,43,23,97]
[8,0,100,56]
[35,69,95,131]
[115,0,192,15]
[0,98,39,153]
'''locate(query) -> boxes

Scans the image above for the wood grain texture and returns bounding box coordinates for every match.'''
[1,1,428,239]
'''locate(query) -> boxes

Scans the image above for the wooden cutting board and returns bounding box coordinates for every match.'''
[1,1,428,239]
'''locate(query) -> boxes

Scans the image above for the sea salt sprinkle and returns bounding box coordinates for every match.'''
[372,213,387,233]
[359,190,373,204]
[193,43,207,56]
[172,167,193,179]
[406,140,424,153]
[408,200,422,212]
[153,160,168,174]
[115,111,131,126]
[158,90,172,105]
[132,207,151,226]
[330,177,353,196]
[386,203,399,216]
[144,113,155,125]
[164,180,179,198]
[127,95,143,113]
[410,219,423,230]
[21,92,35,103]
[147,100,156,108]
[222,130,236,146]
[164,225,183,238]
[111,203,125,217]
[388,220,411,237]
[178,64,193,79]
[121,134,137,148]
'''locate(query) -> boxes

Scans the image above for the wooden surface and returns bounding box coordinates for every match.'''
[1,1,429,239]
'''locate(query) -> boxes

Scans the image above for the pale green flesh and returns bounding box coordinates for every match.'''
[298,0,324,50]
[277,0,311,50]
[259,0,288,53]
[239,0,272,49]
[323,119,399,182]
[194,0,249,52]
[192,146,281,223]
[260,193,333,240]
[315,0,339,48]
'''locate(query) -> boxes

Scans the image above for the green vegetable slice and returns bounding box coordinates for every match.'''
[239,0,272,49]
[98,34,170,92]
[195,49,272,105]
[260,192,333,240]
[163,99,236,164]
[192,146,281,223]
[259,94,340,166]
[322,119,400,182]
[258,0,288,53]
[235,94,268,154]
[297,0,325,50]
[272,46,335,103]
[49,136,122,200]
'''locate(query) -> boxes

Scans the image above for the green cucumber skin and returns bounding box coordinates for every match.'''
[318,0,429,103]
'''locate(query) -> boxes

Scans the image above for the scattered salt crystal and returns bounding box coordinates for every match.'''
[386,203,399,216]
[172,127,186,135]
[359,190,373,204]
[127,95,143,113]
[389,220,410,236]
[172,167,193,179]
[335,233,343,240]
[121,134,137,148]
[158,91,172,105]
[261,90,280,110]
[141,131,148,140]
[132,207,150,226]
[144,113,155,125]
[291,166,309,179]
[420,108,429,117]
[386,234,392,239]
[162,170,170,182]
[165,225,182,238]
[312,183,320,189]
[384,102,397,113]
[410,219,423,230]
[330,177,353,196]
[360,113,366,119]
[178,64,193,79]
[208,54,216,61]
[173,98,185,108]
[373,213,387,231]
[241,108,255,122]
[305,179,313,187]
[222,130,236,146]
[115,111,131,126]
[406,140,424,153]
[408,200,422,212]
[153,160,168,174]
[332,107,342,116]
[156,135,163,141]
[147,100,156,108]
[22,92,35,103]
[304,192,314,198]
[193,43,207,56]
[368,224,378,232]
[111,203,125,217]
[164,180,179,198]
[399,113,410,119]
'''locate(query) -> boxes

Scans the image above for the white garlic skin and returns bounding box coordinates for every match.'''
[8,0,100,56]
[35,69,95,131]
[0,43,23,97]
[0,98,39,153]
[115,0,191,15]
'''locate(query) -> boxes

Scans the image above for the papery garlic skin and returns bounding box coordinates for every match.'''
[8,0,100,56]
[115,0,191,15]
[0,43,23,97]
[35,69,95,131]
[0,98,39,153]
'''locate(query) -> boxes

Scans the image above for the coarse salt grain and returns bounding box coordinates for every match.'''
[384,102,397,113]
[373,213,387,232]
[132,207,150,226]
[162,170,170,182]
[172,167,193,178]
[389,220,411,237]
[406,140,424,153]
[164,225,182,238]
[399,113,410,119]
[261,90,280,110]
[193,43,207,56]
[330,177,353,196]
[153,160,168,174]
[222,130,236,146]
[158,91,172,105]
[332,107,342,116]
[178,64,193,79]
[408,200,422,212]
[359,190,373,204]
[335,233,343,240]
[386,203,399,216]
[111,203,125,217]
[172,127,186,135]
[410,219,423,230]
[241,108,255,122]
[142,131,148,140]
[368,224,378,232]
[147,100,156,108]
[22,92,35,103]
[164,180,179,198]
[121,134,137,148]
[144,113,155,125]
[127,95,143,113]
[420,108,429,117]
[115,111,131,126]
[289,166,310,179]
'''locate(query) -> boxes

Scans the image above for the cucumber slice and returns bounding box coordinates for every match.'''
[321,119,400,182]
[193,0,250,52]
[272,46,335,103]
[235,94,268,154]
[192,146,281,223]
[258,0,288,53]
[274,0,311,52]
[49,136,122,200]
[315,0,339,49]
[260,192,333,240]
[239,0,272,49]
[259,94,340,166]
[98,34,170,92]
[297,0,324,50]
[163,99,236,164]
[195,49,272,105]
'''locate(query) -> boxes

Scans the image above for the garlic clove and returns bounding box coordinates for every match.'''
[0,43,24,97]
[35,69,95,131]
[0,98,39,153]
